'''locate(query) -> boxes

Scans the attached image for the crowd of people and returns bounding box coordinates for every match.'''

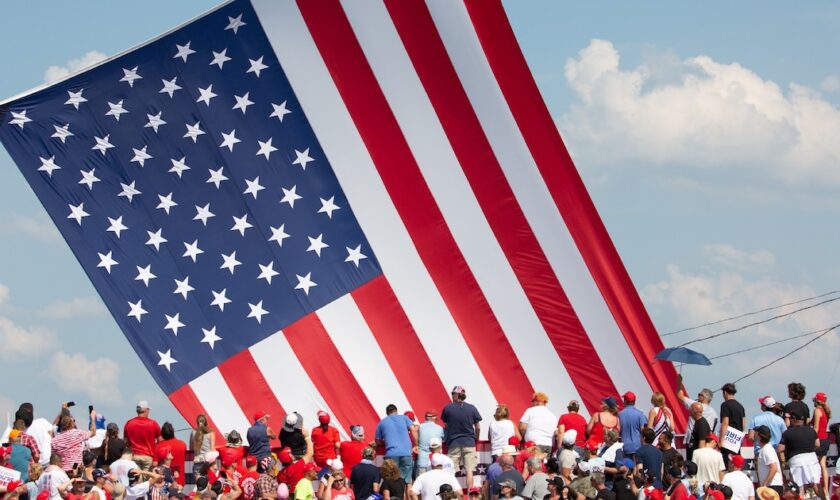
[0,381,836,500]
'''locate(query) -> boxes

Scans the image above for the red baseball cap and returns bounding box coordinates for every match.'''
[404,411,416,421]
[5,480,22,493]
[317,410,331,424]
[221,455,235,468]
[524,440,536,448]
[730,455,745,468]
[508,436,520,446]
[706,433,719,443]
[246,455,257,467]
[253,411,269,422]
[304,462,319,473]
[814,392,827,403]
[623,391,637,403]
[155,447,172,462]
[708,491,724,500]
[278,447,294,465]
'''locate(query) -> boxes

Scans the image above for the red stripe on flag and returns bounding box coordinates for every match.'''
[383,0,620,413]
[284,313,380,433]
[218,350,286,444]
[351,276,450,416]
[297,0,534,413]
[463,0,685,430]
[169,384,225,444]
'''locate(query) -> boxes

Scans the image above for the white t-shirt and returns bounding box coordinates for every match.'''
[110,458,140,486]
[520,406,557,447]
[488,420,516,456]
[757,444,783,486]
[436,454,456,475]
[692,448,724,487]
[722,471,755,500]
[35,465,70,500]
[91,485,107,500]
[27,418,54,466]
[125,481,151,500]
[411,469,462,500]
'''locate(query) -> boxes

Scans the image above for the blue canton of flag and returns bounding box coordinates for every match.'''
[0,0,381,394]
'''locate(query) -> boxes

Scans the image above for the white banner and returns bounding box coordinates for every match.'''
[722,427,745,453]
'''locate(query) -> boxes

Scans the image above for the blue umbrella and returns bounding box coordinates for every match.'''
[655,347,712,366]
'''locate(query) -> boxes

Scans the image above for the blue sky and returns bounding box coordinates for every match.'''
[1,1,839,432]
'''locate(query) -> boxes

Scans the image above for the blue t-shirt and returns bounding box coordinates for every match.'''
[416,422,445,468]
[10,444,32,482]
[618,406,647,454]
[375,414,413,457]
[633,444,663,489]
[441,401,482,447]
[246,421,271,460]
[751,411,787,450]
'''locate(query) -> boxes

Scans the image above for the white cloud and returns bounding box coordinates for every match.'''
[559,40,840,187]
[2,214,63,243]
[701,244,775,273]
[48,352,121,403]
[0,317,56,357]
[821,75,840,92]
[39,297,105,319]
[0,284,9,305]
[44,51,107,84]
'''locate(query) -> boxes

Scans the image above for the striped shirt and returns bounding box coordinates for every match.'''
[51,429,91,471]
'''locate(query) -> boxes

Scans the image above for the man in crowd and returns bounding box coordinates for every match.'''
[556,400,587,454]
[155,421,187,486]
[521,456,550,500]
[693,434,724,487]
[16,403,51,466]
[123,400,160,470]
[491,455,524,499]
[753,426,783,495]
[36,453,70,500]
[687,402,712,461]
[277,428,314,496]
[294,462,319,500]
[718,383,746,466]
[246,411,277,462]
[749,396,787,453]
[558,430,578,484]
[376,404,418,488]
[519,392,557,455]
[591,472,615,500]
[339,425,367,477]
[417,409,445,475]
[441,386,482,489]
[634,428,663,489]
[411,454,463,500]
[721,455,754,500]
[663,464,689,500]
[617,392,646,460]
[311,411,340,469]
[350,447,380,500]
[677,376,719,455]
[658,431,679,469]
[777,409,820,494]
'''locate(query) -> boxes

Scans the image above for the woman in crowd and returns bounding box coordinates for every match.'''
[586,397,620,448]
[488,404,519,462]
[380,459,405,500]
[103,422,125,466]
[812,392,831,499]
[647,392,673,441]
[191,414,216,466]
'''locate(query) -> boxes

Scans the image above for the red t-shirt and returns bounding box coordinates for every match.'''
[558,413,588,447]
[338,441,366,477]
[156,438,187,485]
[515,450,530,472]
[311,426,340,467]
[277,459,305,493]
[218,446,246,467]
[124,416,161,457]
[668,482,689,500]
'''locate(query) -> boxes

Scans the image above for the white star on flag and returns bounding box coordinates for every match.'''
[292,148,314,170]
[38,156,61,177]
[173,41,196,62]
[145,112,167,132]
[280,185,302,207]
[345,245,368,267]
[51,124,74,143]
[256,137,277,160]
[225,13,246,34]
[135,265,156,287]
[160,77,182,98]
[67,203,90,225]
[146,229,167,251]
[118,181,142,202]
[243,177,264,198]
[220,251,241,274]
[210,289,231,311]
[131,146,152,167]
[127,299,148,322]
[156,193,178,214]
[92,134,115,155]
[247,300,268,323]
[232,92,254,114]
[269,225,290,247]
[247,56,268,77]
[9,110,32,128]
[79,168,101,190]
[257,261,279,284]
[201,326,222,349]
[173,276,195,300]
[106,216,128,238]
[120,67,142,87]
[97,251,119,274]
[295,272,317,295]
[210,49,232,69]
[65,89,87,109]
[219,129,241,151]
[231,214,253,236]
[197,84,217,106]
[164,313,185,336]
[169,156,191,178]
[307,234,329,257]
[270,101,292,122]
[193,203,215,225]
[157,350,177,371]
[207,167,229,189]
[183,239,204,262]
[184,121,205,143]
[106,100,129,121]
[318,196,341,218]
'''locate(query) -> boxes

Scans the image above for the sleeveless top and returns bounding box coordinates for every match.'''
[193,433,213,462]
[651,407,672,439]
[587,412,618,447]
[247,422,271,460]
[814,408,828,439]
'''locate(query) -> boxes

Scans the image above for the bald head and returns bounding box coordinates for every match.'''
[501,455,515,469]
[690,402,704,420]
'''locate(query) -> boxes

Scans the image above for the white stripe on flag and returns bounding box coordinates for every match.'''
[316,295,412,415]
[190,368,252,444]
[252,0,499,425]
[339,0,582,415]
[250,333,349,440]
[426,0,653,404]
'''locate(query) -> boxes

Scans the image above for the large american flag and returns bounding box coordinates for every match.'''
[0,0,684,440]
